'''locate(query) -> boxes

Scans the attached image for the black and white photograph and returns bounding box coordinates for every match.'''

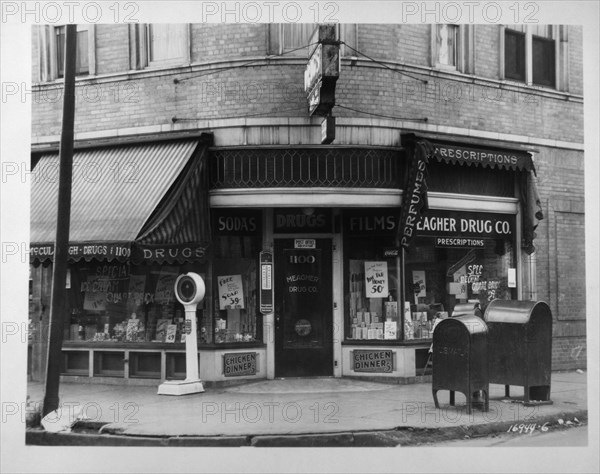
[1,1,598,473]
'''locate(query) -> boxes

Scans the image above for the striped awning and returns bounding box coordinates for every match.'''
[30,136,212,264]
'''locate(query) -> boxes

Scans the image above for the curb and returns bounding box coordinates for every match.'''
[26,409,587,447]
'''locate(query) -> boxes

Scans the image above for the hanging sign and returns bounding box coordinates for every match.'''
[304,26,340,116]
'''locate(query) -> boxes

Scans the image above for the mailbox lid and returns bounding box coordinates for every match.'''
[451,303,478,318]
[434,315,488,340]
[484,299,551,325]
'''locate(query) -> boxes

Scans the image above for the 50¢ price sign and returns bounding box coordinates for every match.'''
[365,261,389,298]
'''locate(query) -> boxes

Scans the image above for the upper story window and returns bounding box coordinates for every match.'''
[502,25,566,90]
[55,25,89,77]
[37,24,95,82]
[267,24,357,57]
[431,24,474,73]
[135,24,190,69]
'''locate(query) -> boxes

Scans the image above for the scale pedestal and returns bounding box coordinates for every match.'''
[157,379,204,396]
[158,273,205,396]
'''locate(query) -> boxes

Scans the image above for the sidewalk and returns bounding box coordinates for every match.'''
[25,371,588,446]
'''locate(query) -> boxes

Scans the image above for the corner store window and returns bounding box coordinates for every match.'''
[404,236,516,339]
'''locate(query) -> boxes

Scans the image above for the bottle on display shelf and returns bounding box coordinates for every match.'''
[69,309,78,341]
[78,313,85,341]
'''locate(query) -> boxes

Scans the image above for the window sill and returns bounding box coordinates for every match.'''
[62,341,266,350]
[342,339,431,346]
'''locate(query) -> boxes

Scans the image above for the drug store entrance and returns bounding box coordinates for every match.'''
[274,238,334,377]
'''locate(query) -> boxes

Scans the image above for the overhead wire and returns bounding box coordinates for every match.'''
[173,42,320,84]
[172,35,431,122]
[334,104,428,122]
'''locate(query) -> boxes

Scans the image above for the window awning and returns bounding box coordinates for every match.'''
[398,133,542,253]
[30,135,212,265]
[402,133,533,172]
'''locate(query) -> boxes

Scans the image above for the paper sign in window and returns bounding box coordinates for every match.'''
[218,275,245,310]
[364,261,389,298]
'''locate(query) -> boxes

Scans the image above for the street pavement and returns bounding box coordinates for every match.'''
[25,371,588,446]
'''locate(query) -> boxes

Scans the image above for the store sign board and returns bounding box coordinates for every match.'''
[30,242,131,261]
[343,210,399,235]
[403,134,533,172]
[134,243,208,264]
[30,242,210,263]
[353,350,393,373]
[213,209,262,236]
[417,210,515,240]
[223,352,257,377]
[274,208,332,233]
[432,143,532,170]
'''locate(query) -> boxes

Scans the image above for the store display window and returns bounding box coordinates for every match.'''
[405,210,517,340]
[343,209,402,342]
[212,235,261,344]
[63,262,209,344]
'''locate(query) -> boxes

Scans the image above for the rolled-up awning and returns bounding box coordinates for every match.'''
[30,134,212,264]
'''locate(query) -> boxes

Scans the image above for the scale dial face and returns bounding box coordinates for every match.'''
[177,277,196,303]
[175,273,205,306]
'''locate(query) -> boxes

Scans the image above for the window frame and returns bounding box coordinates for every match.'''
[38,24,95,82]
[501,24,564,90]
[430,24,474,74]
[135,23,191,69]
[267,23,358,57]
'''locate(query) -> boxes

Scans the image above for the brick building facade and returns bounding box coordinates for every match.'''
[29,23,585,384]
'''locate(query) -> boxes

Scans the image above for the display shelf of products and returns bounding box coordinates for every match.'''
[64,310,210,344]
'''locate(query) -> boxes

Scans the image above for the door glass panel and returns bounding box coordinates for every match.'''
[282,248,324,349]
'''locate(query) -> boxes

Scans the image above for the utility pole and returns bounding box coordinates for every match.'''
[42,24,77,417]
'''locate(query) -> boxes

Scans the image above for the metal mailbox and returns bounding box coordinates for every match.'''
[484,299,552,403]
[432,315,489,414]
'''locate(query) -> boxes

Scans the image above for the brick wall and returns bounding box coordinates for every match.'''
[95,24,130,75]
[525,145,586,371]
[31,24,584,144]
